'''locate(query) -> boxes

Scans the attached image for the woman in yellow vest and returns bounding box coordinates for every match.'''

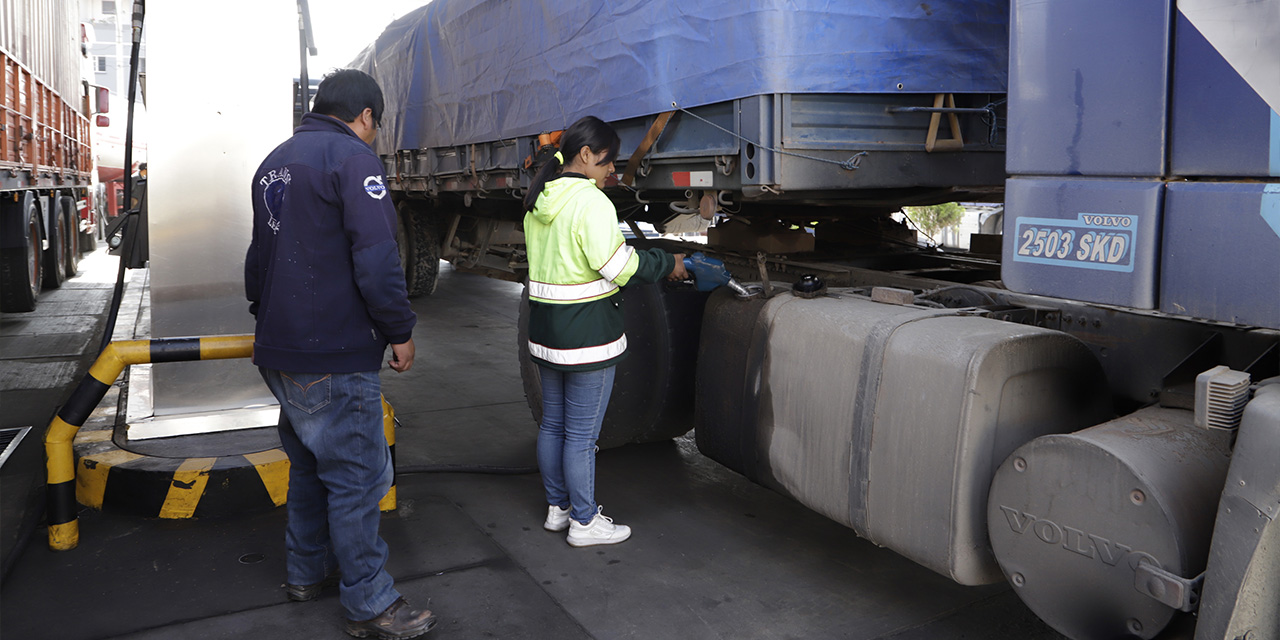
[522,115,688,546]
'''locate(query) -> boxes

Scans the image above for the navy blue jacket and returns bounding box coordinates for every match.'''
[245,113,415,373]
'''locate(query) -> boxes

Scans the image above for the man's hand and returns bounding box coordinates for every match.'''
[668,253,689,281]
[389,339,415,373]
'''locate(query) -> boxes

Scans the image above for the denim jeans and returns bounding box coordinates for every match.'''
[536,364,616,524]
[260,367,398,621]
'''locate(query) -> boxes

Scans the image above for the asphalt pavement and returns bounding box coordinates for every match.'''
[0,250,1069,640]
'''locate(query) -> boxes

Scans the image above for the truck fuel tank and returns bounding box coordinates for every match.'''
[695,288,1112,585]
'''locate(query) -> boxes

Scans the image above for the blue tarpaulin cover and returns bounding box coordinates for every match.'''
[351,0,1009,152]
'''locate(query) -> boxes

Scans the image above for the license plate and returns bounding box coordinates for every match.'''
[1012,214,1137,273]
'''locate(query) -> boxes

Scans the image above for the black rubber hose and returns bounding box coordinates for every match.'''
[97,237,130,353]
[98,2,145,354]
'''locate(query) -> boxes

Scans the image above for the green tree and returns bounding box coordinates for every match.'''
[903,202,965,238]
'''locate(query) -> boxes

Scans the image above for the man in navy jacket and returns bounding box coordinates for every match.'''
[246,69,434,638]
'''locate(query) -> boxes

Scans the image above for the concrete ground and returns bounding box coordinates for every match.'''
[0,249,1075,639]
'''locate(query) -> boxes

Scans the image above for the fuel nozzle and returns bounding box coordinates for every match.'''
[682,252,749,296]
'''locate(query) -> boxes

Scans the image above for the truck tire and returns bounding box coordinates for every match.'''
[61,197,80,278]
[396,202,441,298]
[41,198,66,289]
[0,195,44,312]
[518,279,711,449]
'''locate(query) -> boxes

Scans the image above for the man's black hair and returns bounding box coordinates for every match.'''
[311,69,385,126]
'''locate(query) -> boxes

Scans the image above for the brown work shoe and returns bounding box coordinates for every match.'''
[345,597,437,639]
[283,572,340,602]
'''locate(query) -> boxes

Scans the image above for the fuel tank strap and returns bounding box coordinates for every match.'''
[847,306,972,532]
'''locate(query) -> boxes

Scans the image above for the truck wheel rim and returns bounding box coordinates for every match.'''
[27,216,39,292]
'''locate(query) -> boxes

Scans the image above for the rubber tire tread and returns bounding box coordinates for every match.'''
[61,197,79,279]
[0,199,42,312]
[518,279,710,449]
[398,203,440,298]
[692,290,772,480]
[42,201,66,289]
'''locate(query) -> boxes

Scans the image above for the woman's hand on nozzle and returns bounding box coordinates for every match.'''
[667,253,689,281]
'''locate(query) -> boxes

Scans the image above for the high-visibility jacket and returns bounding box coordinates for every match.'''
[524,175,675,371]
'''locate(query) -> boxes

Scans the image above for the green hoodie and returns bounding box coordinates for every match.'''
[524,175,675,371]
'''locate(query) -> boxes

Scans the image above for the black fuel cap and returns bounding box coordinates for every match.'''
[792,274,826,299]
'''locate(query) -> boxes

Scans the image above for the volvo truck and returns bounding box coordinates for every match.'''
[354,2,1280,637]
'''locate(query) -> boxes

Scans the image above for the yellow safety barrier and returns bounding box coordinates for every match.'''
[45,334,398,551]
[379,398,398,512]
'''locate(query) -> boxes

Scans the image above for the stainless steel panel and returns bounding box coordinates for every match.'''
[124,363,279,440]
[146,2,295,418]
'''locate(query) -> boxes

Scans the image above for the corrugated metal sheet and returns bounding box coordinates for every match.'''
[0,0,92,181]
[0,0,83,104]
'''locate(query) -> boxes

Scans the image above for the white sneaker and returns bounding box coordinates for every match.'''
[544,505,571,532]
[566,506,631,547]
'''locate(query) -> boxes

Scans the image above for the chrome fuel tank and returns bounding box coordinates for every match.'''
[695,288,1111,585]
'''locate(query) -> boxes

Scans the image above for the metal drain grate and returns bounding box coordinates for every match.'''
[0,426,32,470]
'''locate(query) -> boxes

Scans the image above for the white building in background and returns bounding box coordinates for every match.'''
[892,204,1003,250]
[80,0,148,201]
[84,0,146,99]
[938,204,1003,250]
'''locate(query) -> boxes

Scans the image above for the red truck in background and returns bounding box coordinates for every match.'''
[0,0,106,312]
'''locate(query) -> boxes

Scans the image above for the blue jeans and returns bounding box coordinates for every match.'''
[260,368,398,621]
[536,365,616,524]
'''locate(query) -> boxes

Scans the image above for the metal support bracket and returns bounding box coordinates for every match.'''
[755,251,774,299]
[440,213,461,260]
[1160,333,1225,410]
[924,93,965,152]
[1134,562,1203,612]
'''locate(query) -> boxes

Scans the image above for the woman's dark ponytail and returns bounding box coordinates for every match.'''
[522,115,621,212]
[523,152,563,211]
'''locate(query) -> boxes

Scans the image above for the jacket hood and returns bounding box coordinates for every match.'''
[531,176,596,225]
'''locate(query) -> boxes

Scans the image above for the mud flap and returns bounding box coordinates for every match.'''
[1195,380,1280,640]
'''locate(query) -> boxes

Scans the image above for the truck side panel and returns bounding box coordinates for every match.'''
[0,0,83,106]
[0,48,93,190]
[354,0,1008,152]
[1004,0,1280,329]
[0,0,93,312]
[0,0,93,190]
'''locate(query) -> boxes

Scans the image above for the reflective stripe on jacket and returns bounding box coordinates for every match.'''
[523,175,674,371]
